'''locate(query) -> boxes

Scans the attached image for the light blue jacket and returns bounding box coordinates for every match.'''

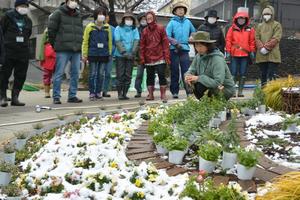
[114,25,140,57]
[166,16,196,51]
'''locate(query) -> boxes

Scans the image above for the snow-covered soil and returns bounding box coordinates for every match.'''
[245,113,300,169]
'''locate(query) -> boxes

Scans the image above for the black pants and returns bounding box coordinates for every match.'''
[0,58,29,90]
[146,64,167,86]
[134,64,145,93]
[115,57,133,88]
[258,62,278,86]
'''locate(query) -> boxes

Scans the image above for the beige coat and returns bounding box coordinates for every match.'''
[255,5,282,63]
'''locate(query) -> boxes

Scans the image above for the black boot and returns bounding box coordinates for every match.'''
[11,89,25,106]
[238,76,246,97]
[117,86,125,100]
[122,85,130,100]
[0,90,8,107]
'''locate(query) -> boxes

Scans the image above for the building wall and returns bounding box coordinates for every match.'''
[158,0,192,15]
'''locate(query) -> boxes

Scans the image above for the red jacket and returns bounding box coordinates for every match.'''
[225,12,256,57]
[41,43,56,70]
[140,12,170,65]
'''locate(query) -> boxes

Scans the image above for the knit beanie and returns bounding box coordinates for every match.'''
[15,0,29,7]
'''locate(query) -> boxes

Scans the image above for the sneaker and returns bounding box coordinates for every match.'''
[134,92,142,98]
[67,97,83,103]
[102,92,111,98]
[53,98,61,104]
[89,96,96,101]
[172,94,179,99]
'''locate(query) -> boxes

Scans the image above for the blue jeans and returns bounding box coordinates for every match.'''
[230,57,248,77]
[134,65,145,93]
[53,52,81,99]
[89,61,105,95]
[170,50,190,95]
[258,62,278,86]
[101,58,113,93]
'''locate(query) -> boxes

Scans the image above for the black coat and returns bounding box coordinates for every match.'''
[0,26,4,64]
[198,22,225,53]
[0,9,32,60]
[48,4,83,52]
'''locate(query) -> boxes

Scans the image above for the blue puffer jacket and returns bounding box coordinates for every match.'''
[166,16,196,51]
[114,25,140,57]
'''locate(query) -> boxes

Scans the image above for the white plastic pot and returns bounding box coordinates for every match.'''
[218,111,227,122]
[237,163,256,180]
[258,105,266,114]
[199,156,217,173]
[0,171,11,186]
[168,150,185,164]
[209,117,221,128]
[3,152,15,164]
[99,110,106,118]
[15,139,27,150]
[221,152,237,169]
[155,144,168,155]
[247,109,256,116]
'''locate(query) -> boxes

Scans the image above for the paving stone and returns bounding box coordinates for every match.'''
[268,165,295,175]
[258,157,278,170]
[126,148,154,155]
[127,152,158,160]
[127,144,153,149]
[154,161,175,169]
[238,180,257,193]
[254,167,279,182]
[166,167,188,176]
[213,176,230,186]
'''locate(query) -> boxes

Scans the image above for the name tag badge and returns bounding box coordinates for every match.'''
[97,43,104,48]
[16,36,24,43]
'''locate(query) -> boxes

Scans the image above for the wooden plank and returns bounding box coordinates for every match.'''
[127,144,153,149]
[129,140,152,144]
[166,167,188,176]
[127,152,158,160]
[268,165,295,175]
[258,157,278,170]
[126,148,155,155]
[154,161,175,169]
[238,180,257,193]
[213,176,230,186]
[254,168,279,182]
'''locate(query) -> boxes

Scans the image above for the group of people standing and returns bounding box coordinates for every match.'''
[0,0,282,107]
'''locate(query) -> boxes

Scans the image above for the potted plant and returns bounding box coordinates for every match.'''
[253,83,266,114]
[1,183,22,200]
[99,106,107,118]
[164,136,188,165]
[236,146,261,180]
[153,124,172,155]
[218,109,227,122]
[14,132,27,150]
[57,114,66,126]
[0,162,15,186]
[198,141,222,173]
[32,122,44,135]
[209,116,221,128]
[282,114,300,132]
[3,143,16,164]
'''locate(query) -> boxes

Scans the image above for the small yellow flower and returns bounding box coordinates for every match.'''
[148,174,157,182]
[98,174,104,180]
[137,191,145,198]
[135,178,143,188]
[110,161,118,169]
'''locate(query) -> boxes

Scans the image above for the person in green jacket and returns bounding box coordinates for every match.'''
[255,5,282,86]
[185,31,235,100]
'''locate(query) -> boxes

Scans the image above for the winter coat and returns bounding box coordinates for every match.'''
[255,5,282,63]
[0,26,4,65]
[82,22,112,61]
[198,22,225,52]
[185,49,235,99]
[114,25,140,57]
[41,43,56,71]
[140,14,170,65]
[225,12,256,57]
[48,4,83,52]
[166,16,196,51]
[0,9,32,60]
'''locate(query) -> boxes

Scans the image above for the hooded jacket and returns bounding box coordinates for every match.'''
[0,9,32,60]
[185,49,235,99]
[140,12,170,65]
[225,11,256,57]
[48,3,83,52]
[166,16,196,51]
[255,5,282,63]
[198,21,225,52]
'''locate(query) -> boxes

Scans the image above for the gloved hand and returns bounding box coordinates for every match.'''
[225,53,231,62]
[260,47,269,55]
[124,53,133,60]
[250,52,255,59]
[175,43,182,50]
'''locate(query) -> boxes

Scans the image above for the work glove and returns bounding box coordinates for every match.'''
[250,52,255,59]
[260,47,269,55]
[225,53,231,63]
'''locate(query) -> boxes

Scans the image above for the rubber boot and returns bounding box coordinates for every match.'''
[160,85,168,103]
[123,85,130,100]
[238,76,246,97]
[44,85,51,98]
[0,90,8,107]
[117,86,124,100]
[232,76,237,97]
[146,86,155,101]
[11,89,25,106]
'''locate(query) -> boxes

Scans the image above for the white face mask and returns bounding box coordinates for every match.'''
[237,18,246,25]
[97,15,105,22]
[68,1,78,9]
[263,14,272,22]
[17,7,29,15]
[207,17,217,24]
[125,20,133,26]
[140,20,147,26]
